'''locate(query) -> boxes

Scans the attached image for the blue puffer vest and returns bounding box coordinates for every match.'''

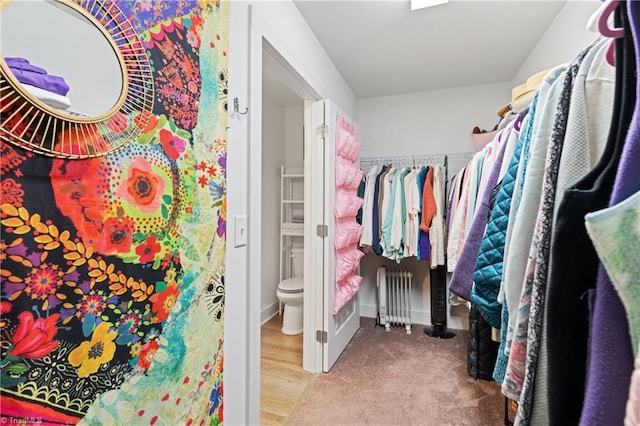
[471,98,537,329]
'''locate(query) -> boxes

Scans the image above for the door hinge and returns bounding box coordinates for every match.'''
[316,224,328,238]
[316,124,329,138]
[316,330,328,344]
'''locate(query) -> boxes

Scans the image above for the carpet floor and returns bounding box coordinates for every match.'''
[289,318,507,425]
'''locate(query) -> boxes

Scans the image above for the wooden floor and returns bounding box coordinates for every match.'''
[261,315,319,425]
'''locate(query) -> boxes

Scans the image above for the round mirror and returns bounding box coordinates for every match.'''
[0,0,124,118]
[0,0,154,158]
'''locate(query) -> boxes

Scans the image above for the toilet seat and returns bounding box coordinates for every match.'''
[277,277,303,293]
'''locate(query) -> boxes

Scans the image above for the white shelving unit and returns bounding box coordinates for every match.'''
[279,166,305,314]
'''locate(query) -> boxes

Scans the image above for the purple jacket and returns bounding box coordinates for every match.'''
[449,132,507,300]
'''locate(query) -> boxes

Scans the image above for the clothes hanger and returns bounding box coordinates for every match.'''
[596,0,624,66]
[597,0,623,37]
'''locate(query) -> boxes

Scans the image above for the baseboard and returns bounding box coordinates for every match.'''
[360,303,432,327]
[261,302,279,325]
[262,304,467,329]
[360,303,469,331]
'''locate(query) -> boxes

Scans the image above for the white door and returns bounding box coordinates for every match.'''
[304,99,360,372]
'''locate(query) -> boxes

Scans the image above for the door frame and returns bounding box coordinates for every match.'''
[303,99,326,372]
[247,7,325,401]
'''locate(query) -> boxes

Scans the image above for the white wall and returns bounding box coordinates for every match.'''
[226,3,253,424]
[250,3,358,118]
[512,0,600,85]
[285,105,304,167]
[358,81,512,157]
[227,2,358,424]
[261,95,286,323]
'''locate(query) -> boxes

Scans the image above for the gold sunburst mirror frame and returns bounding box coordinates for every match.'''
[0,0,154,158]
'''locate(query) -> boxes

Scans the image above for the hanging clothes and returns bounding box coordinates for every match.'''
[471,114,525,330]
[585,190,640,353]
[404,168,420,258]
[429,165,446,268]
[529,36,615,425]
[357,158,449,265]
[419,166,437,235]
[380,167,397,258]
[448,130,508,301]
[444,4,638,421]
[500,64,568,370]
[372,165,390,255]
[416,166,431,261]
[447,151,481,272]
[359,165,380,249]
[509,40,595,425]
[473,100,537,385]
[390,167,411,260]
[580,2,639,423]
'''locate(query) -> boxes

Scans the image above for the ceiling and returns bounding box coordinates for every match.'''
[290,0,567,99]
[263,1,570,106]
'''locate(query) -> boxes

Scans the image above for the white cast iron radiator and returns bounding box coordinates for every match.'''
[377,266,413,334]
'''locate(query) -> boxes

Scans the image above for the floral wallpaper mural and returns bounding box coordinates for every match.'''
[0,1,228,424]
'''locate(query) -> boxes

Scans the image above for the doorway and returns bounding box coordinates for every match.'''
[260,41,309,344]
[256,39,320,421]
[255,37,362,371]
[249,22,362,425]
[260,45,306,330]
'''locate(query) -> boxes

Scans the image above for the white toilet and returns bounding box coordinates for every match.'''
[276,277,304,335]
[276,248,304,335]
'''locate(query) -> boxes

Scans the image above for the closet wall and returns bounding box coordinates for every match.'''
[358,81,511,155]
[513,1,602,85]
[285,105,304,167]
[262,95,287,323]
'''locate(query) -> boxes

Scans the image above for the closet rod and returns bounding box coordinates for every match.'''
[359,151,473,169]
[360,152,474,165]
[359,152,474,218]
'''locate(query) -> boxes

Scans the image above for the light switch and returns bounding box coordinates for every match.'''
[234,215,248,247]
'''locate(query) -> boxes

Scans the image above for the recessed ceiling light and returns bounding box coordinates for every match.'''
[411,0,448,11]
